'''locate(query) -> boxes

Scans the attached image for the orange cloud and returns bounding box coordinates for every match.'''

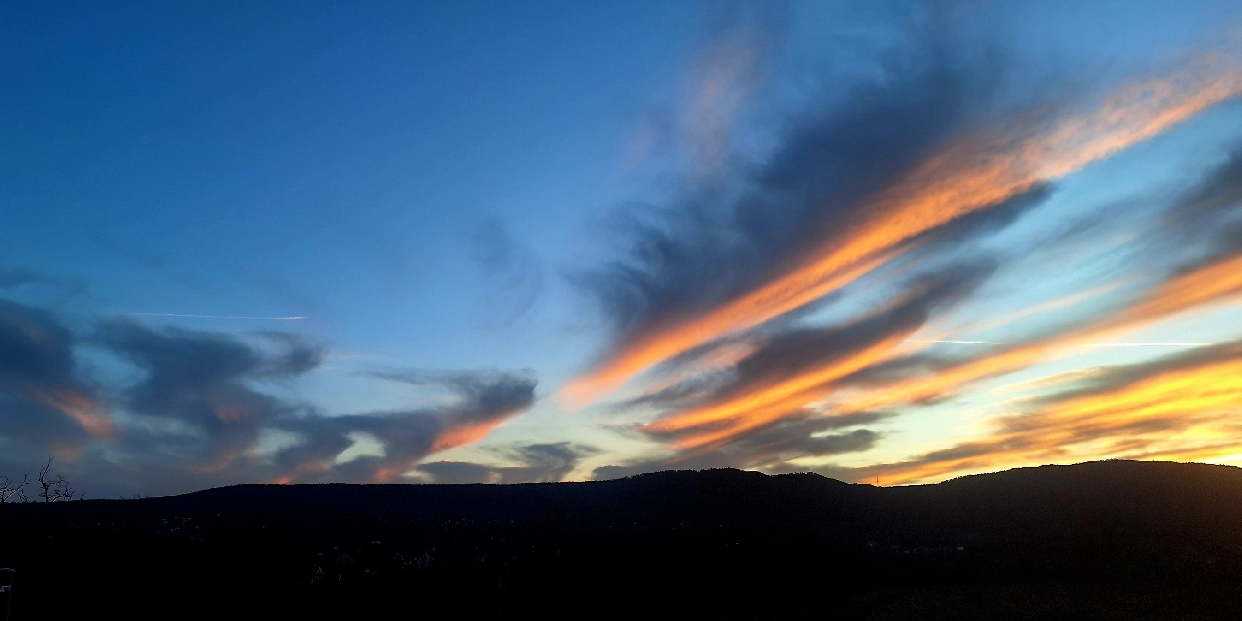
[868,343,1242,484]
[564,251,896,405]
[566,56,1242,406]
[35,388,114,439]
[431,418,510,452]
[839,253,1242,414]
[629,221,1242,464]
[634,267,987,451]
[647,331,910,448]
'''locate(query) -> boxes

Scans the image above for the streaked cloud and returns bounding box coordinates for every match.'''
[582,11,1242,482]
[642,260,996,450]
[568,44,1242,406]
[863,338,1242,484]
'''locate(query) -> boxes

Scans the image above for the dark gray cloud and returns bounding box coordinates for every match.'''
[1169,144,1242,226]
[0,298,107,451]
[273,369,537,483]
[617,367,740,412]
[718,262,992,397]
[841,143,1242,404]
[1164,145,1242,265]
[0,307,538,496]
[0,266,41,289]
[622,259,996,452]
[94,319,324,470]
[565,8,1102,488]
[367,369,538,420]
[568,11,1055,486]
[783,147,1242,421]
[0,263,88,298]
[575,10,1009,341]
[594,410,887,480]
[417,442,596,484]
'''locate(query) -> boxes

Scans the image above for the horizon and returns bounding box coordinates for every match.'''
[4,0,1242,498]
[91,459,1242,498]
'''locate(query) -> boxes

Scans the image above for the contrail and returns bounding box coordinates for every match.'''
[1073,342,1213,347]
[906,339,1211,347]
[125,313,307,320]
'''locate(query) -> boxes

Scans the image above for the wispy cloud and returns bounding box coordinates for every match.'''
[856,338,1242,484]
[583,11,1242,483]
[641,262,995,450]
[568,46,1242,406]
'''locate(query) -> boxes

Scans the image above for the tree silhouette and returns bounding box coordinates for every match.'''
[34,457,80,503]
[0,474,26,504]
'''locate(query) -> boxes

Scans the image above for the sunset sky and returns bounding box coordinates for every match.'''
[4,0,1242,496]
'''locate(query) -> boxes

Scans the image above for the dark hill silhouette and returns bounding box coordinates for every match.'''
[3,460,1242,620]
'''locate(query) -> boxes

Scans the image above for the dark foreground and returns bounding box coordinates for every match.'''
[4,460,1242,620]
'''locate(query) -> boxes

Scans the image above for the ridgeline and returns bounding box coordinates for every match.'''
[3,460,1242,620]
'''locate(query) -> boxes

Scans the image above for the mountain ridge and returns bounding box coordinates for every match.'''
[4,459,1242,620]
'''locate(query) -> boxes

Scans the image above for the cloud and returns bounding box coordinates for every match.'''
[573,28,995,392]
[624,0,786,177]
[0,264,88,297]
[594,410,887,480]
[770,146,1242,484]
[0,307,538,495]
[829,147,1242,417]
[638,260,998,450]
[822,254,1242,418]
[566,37,1242,405]
[468,220,545,326]
[564,8,1242,484]
[417,442,596,484]
[93,319,535,485]
[0,299,112,449]
[853,337,1242,485]
[0,266,42,290]
[94,319,325,471]
[1171,144,1242,224]
[270,370,538,483]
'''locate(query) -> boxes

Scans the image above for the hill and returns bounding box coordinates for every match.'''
[3,460,1242,620]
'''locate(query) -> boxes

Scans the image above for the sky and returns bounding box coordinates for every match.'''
[3,1,1242,497]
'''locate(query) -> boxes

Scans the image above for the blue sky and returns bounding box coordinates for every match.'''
[3,1,1242,496]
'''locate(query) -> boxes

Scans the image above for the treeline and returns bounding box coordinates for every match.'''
[0,457,81,504]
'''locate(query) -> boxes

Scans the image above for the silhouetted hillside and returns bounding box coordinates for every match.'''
[4,460,1242,620]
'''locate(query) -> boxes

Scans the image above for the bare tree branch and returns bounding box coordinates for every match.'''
[35,456,80,503]
[0,474,27,503]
